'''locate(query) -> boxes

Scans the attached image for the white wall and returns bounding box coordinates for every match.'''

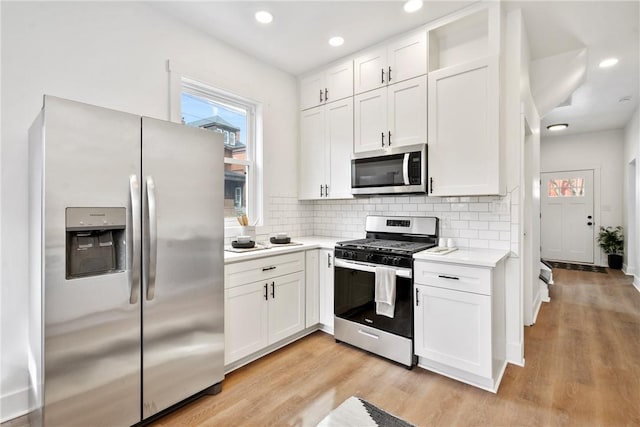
[541,129,625,265]
[1,1,300,421]
[623,107,640,290]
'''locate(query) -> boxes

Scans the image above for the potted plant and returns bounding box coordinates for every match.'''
[597,226,624,269]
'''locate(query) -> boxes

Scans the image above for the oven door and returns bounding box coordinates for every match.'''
[334,259,413,339]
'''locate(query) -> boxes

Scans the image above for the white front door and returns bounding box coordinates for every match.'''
[541,170,594,263]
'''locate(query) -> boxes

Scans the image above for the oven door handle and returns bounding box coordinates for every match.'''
[334,258,412,279]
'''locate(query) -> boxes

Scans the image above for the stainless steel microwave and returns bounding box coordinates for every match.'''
[351,144,427,195]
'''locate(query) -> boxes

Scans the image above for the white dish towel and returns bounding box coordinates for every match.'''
[375,266,396,318]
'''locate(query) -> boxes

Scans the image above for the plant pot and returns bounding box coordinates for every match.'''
[607,254,623,270]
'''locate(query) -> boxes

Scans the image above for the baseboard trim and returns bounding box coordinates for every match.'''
[0,383,30,424]
[506,342,525,367]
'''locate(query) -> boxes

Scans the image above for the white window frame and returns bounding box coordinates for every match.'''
[170,70,263,229]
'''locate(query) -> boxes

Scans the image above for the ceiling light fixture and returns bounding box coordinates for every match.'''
[403,0,423,13]
[329,36,344,47]
[546,123,569,131]
[255,11,273,24]
[599,58,619,68]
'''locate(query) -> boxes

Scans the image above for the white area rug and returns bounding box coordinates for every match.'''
[317,396,415,427]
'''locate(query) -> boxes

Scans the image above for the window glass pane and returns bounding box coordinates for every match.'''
[181,92,247,160]
[224,163,248,218]
[547,178,585,197]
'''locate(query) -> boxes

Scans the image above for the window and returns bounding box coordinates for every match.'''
[547,178,585,197]
[180,79,260,224]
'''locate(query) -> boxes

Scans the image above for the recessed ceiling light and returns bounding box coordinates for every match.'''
[599,58,619,68]
[329,36,344,47]
[547,123,569,131]
[255,11,273,24]
[403,0,423,13]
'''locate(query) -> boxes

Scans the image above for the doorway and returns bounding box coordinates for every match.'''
[541,170,594,263]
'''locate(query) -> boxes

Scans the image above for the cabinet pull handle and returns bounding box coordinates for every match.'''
[320,184,324,197]
[381,68,385,84]
[271,281,275,298]
[415,288,419,306]
[320,89,323,102]
[438,275,460,280]
[430,177,433,194]
[388,66,392,82]
[327,253,332,268]
[388,131,392,146]
[381,132,385,147]
[325,88,328,101]
[262,266,276,272]
[264,283,268,300]
[325,184,329,197]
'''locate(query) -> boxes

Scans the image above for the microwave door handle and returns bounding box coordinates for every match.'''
[402,153,410,185]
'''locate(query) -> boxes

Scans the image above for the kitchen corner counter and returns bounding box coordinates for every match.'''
[224,236,339,264]
[413,247,510,268]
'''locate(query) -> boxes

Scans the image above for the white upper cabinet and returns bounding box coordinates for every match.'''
[300,60,353,110]
[388,76,427,148]
[354,75,426,153]
[426,3,503,196]
[354,28,427,95]
[299,98,354,200]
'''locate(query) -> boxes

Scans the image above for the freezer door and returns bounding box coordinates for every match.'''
[141,117,224,418]
[38,96,142,426]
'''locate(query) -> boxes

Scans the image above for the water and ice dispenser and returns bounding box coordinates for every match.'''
[65,207,126,279]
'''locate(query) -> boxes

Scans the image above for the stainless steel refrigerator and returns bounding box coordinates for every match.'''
[28,96,225,426]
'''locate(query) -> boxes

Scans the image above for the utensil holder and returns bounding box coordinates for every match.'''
[240,226,256,241]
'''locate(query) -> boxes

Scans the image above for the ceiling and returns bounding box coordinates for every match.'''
[153,1,639,138]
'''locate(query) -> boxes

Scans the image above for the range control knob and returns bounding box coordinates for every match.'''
[365,253,375,262]
[391,257,402,266]
[381,256,390,264]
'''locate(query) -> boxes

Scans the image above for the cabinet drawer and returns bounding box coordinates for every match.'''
[414,261,491,295]
[225,252,305,289]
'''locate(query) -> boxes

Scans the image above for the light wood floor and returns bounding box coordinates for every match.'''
[151,268,640,427]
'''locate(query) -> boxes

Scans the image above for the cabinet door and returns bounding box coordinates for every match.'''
[225,281,269,365]
[387,29,427,84]
[305,250,320,327]
[354,45,387,94]
[428,56,500,196]
[299,107,327,199]
[414,284,491,377]
[326,98,354,199]
[318,249,335,331]
[300,71,325,110]
[387,75,427,148]
[354,87,387,153]
[325,60,354,103]
[268,272,305,343]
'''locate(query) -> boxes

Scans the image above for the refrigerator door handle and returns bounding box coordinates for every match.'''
[129,175,141,304]
[145,176,158,301]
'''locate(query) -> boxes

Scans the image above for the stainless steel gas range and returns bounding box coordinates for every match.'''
[333,215,439,368]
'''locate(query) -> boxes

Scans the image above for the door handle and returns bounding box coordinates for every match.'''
[145,176,158,301]
[129,175,141,304]
[271,281,275,298]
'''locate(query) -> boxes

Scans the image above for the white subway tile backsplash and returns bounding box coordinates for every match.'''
[460,229,479,239]
[479,230,500,240]
[469,221,489,230]
[460,212,479,220]
[469,203,489,212]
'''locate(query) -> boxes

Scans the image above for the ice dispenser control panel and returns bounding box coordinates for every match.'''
[66,207,126,279]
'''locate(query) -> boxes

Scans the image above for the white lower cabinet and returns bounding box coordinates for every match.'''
[413,258,506,392]
[225,253,306,365]
[318,249,335,332]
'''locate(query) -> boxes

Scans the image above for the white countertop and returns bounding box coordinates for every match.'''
[413,247,510,268]
[224,236,339,264]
